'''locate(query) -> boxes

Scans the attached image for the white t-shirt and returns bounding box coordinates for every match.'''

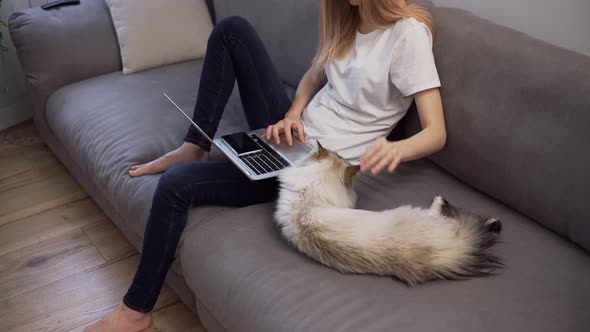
[301,17,441,165]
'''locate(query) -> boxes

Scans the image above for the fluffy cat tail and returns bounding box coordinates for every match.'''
[427,212,503,284]
[277,195,503,286]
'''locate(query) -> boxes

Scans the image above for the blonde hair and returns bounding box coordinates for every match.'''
[311,0,434,79]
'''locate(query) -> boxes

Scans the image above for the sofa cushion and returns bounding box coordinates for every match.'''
[404,7,590,251]
[45,60,250,267]
[180,159,590,332]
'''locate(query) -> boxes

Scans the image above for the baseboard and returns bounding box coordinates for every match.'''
[0,94,33,131]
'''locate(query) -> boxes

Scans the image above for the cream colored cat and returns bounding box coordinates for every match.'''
[274,143,503,285]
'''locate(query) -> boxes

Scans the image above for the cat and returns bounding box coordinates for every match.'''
[274,142,503,285]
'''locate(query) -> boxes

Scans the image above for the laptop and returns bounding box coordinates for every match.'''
[163,93,313,180]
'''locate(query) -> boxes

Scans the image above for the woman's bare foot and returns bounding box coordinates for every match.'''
[129,142,209,177]
[83,303,152,332]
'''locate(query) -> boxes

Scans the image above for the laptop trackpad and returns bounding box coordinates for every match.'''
[265,136,312,163]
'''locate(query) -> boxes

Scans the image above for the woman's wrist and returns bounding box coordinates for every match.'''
[286,108,304,119]
[391,126,446,163]
[388,140,409,162]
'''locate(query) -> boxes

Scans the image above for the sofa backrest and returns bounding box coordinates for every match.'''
[403,7,590,251]
[211,0,319,88]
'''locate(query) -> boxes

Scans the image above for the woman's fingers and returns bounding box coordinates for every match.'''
[361,143,384,172]
[263,118,307,145]
[370,151,393,175]
[294,122,306,143]
[362,153,380,173]
[388,155,402,173]
[264,125,273,140]
[372,150,401,175]
[272,122,282,144]
[371,154,393,175]
[284,121,293,146]
[361,141,379,162]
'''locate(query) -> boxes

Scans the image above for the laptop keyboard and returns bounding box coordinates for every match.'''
[239,135,290,175]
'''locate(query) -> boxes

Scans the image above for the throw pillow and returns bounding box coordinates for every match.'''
[105,0,213,74]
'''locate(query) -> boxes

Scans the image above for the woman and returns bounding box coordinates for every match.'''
[85,0,446,331]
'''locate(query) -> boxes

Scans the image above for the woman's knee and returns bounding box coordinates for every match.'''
[211,16,255,41]
[218,16,253,32]
[153,165,192,209]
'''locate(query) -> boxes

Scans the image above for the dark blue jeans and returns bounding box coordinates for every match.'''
[123,16,291,313]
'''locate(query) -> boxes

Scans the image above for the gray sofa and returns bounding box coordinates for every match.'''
[9,0,590,331]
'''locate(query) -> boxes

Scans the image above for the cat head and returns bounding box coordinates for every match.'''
[302,141,360,187]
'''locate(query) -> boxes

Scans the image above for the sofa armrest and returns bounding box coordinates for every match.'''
[403,7,590,251]
[8,0,121,101]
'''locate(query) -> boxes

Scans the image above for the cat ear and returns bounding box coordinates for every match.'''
[344,165,361,185]
[316,140,329,159]
[485,218,502,234]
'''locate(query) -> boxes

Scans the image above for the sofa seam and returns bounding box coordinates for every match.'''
[194,295,231,332]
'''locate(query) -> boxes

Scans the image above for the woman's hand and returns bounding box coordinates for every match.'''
[361,88,446,176]
[360,137,405,175]
[261,112,306,146]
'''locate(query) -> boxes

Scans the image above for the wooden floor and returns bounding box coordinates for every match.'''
[0,121,206,332]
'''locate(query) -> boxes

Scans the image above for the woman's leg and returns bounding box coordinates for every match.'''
[184,15,292,150]
[85,161,279,332]
[125,16,287,307]
[124,161,279,312]
[88,16,288,331]
[130,16,291,177]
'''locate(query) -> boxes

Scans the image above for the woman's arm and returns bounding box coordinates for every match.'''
[289,69,326,117]
[360,87,447,175]
[263,68,326,145]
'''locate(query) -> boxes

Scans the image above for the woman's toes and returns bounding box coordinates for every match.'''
[130,167,149,177]
[129,164,146,176]
[129,166,149,177]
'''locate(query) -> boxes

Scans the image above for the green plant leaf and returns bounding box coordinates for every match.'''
[0,45,8,52]
[0,20,6,28]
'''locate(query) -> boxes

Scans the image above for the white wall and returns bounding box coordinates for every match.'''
[432,0,590,57]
